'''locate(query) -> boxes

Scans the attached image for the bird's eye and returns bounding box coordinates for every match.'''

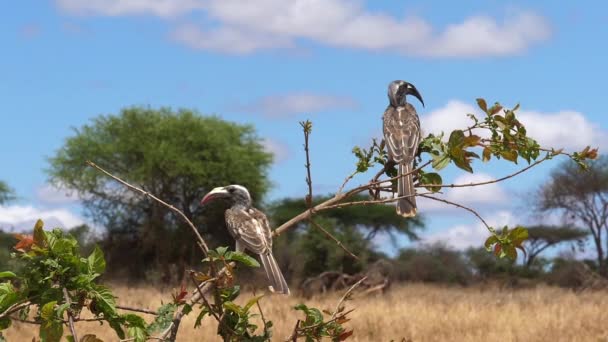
[228,188,235,193]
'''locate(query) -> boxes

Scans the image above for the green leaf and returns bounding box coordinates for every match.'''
[503,244,517,260]
[484,235,498,251]
[500,150,518,163]
[431,154,450,171]
[509,226,529,245]
[419,172,442,193]
[476,98,488,113]
[0,272,16,279]
[40,320,63,342]
[87,246,106,274]
[225,251,260,268]
[147,303,177,334]
[127,326,147,342]
[448,130,465,149]
[41,301,58,321]
[0,318,11,330]
[243,295,264,313]
[194,306,210,328]
[90,285,117,318]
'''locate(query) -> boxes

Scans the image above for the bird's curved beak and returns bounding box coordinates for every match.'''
[406,83,425,108]
[201,187,228,205]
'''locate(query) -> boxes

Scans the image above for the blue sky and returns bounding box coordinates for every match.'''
[1,1,606,257]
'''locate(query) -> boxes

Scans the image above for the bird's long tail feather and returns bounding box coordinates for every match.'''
[259,252,290,295]
[397,163,417,217]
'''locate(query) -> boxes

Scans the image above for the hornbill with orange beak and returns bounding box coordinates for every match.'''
[201,185,290,295]
[383,80,424,217]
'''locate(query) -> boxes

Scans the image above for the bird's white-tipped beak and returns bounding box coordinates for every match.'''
[200,187,228,205]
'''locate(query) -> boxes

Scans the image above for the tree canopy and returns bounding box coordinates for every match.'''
[46,107,273,281]
[523,225,588,267]
[537,156,608,274]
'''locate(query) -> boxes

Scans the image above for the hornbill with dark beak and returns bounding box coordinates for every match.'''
[383,80,424,217]
[201,185,290,295]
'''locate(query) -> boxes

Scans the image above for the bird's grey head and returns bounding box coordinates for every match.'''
[200,184,252,207]
[387,80,424,108]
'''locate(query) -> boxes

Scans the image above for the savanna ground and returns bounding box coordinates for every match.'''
[4,284,608,342]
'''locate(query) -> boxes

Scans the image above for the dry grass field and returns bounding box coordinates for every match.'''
[5,283,608,341]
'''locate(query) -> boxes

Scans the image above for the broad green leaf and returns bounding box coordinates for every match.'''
[127,326,147,342]
[0,272,16,279]
[88,246,106,274]
[223,301,243,315]
[0,318,10,330]
[501,150,518,163]
[225,251,260,268]
[243,295,264,313]
[41,301,58,321]
[90,286,117,317]
[484,235,499,251]
[448,130,465,149]
[40,320,63,342]
[504,244,517,260]
[431,154,450,171]
[419,172,442,193]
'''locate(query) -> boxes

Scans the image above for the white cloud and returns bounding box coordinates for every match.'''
[55,0,551,57]
[420,100,607,150]
[55,0,204,17]
[0,205,85,231]
[233,93,357,118]
[261,138,290,163]
[36,184,81,205]
[422,210,518,250]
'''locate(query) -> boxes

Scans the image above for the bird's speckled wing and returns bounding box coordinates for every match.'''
[382,103,421,164]
[225,207,273,254]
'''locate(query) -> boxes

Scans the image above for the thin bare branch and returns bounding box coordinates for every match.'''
[310,220,359,260]
[420,194,494,234]
[253,288,269,337]
[116,305,158,315]
[63,288,78,341]
[86,161,209,255]
[417,153,553,190]
[0,301,30,320]
[331,276,366,320]
[320,192,435,211]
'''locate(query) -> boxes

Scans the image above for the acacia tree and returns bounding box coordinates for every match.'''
[47,107,272,282]
[523,225,588,268]
[536,157,607,274]
[0,99,599,341]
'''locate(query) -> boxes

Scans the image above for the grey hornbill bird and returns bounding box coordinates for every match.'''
[383,80,424,217]
[201,185,290,295]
